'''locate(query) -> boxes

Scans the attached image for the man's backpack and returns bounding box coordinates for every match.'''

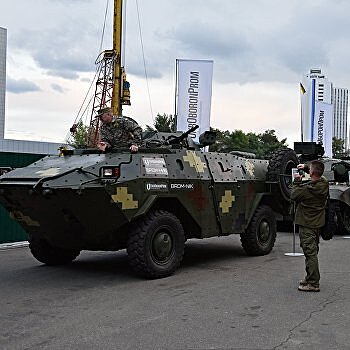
[319,199,337,240]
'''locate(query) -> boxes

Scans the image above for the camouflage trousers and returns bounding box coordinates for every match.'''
[299,226,320,288]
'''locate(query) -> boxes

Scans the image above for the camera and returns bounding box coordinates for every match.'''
[298,169,305,176]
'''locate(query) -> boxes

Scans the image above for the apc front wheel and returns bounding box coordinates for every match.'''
[241,205,277,256]
[127,210,185,278]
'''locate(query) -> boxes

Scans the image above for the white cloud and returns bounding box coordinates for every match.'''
[0,0,349,144]
[6,77,41,94]
[51,83,68,93]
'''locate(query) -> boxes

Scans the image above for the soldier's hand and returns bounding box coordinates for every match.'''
[130,144,138,153]
[297,164,305,169]
[293,174,303,182]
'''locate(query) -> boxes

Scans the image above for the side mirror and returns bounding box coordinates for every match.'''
[199,131,216,147]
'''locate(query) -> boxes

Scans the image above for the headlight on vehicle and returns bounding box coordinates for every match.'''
[101,167,120,178]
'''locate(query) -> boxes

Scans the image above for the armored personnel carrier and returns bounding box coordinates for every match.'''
[293,142,350,237]
[0,0,300,278]
[0,127,295,278]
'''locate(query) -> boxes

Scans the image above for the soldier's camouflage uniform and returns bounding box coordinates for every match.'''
[100,116,142,150]
[290,176,329,288]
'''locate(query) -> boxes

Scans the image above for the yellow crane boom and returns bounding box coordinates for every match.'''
[112,0,122,116]
[112,0,130,116]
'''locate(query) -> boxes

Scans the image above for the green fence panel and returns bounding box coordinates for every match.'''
[0,152,44,168]
[0,152,45,243]
[0,205,28,243]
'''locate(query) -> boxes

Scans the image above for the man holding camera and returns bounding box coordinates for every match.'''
[290,160,329,292]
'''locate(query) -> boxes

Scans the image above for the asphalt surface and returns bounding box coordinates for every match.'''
[0,232,350,350]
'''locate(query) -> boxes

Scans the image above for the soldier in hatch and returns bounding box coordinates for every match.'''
[97,107,142,152]
[291,160,329,292]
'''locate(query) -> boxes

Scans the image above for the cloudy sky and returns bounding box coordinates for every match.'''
[1,0,350,146]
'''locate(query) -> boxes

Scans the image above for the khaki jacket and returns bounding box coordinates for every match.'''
[290,176,329,228]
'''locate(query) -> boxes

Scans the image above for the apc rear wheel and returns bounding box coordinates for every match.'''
[338,202,350,235]
[29,236,80,265]
[320,201,338,240]
[127,210,185,279]
[241,205,277,255]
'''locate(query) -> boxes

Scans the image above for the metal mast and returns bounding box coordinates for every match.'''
[112,0,130,115]
[112,0,123,116]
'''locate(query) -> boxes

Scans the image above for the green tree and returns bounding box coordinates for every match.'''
[332,137,345,158]
[210,128,287,158]
[146,113,176,132]
[258,129,287,158]
[68,121,89,148]
[146,115,288,158]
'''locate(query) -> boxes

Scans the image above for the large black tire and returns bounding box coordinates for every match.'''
[127,210,185,279]
[338,202,350,236]
[267,148,299,201]
[29,236,80,265]
[240,205,277,256]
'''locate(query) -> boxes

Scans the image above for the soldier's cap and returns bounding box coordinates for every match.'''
[97,107,112,118]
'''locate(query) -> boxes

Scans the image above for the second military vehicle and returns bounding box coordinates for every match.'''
[293,142,350,238]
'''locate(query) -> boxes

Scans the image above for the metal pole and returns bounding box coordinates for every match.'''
[293,222,296,253]
[285,203,304,257]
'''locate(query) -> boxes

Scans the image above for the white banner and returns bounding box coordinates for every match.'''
[300,81,311,142]
[176,59,213,142]
[313,101,333,158]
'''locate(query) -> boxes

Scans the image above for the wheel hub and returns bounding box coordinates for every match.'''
[259,220,270,243]
[152,232,173,262]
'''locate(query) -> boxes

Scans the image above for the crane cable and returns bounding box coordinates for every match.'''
[72,0,110,127]
[64,0,110,144]
[122,0,127,66]
[99,0,110,54]
[135,0,154,122]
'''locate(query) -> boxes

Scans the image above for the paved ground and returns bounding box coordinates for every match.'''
[0,232,350,350]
